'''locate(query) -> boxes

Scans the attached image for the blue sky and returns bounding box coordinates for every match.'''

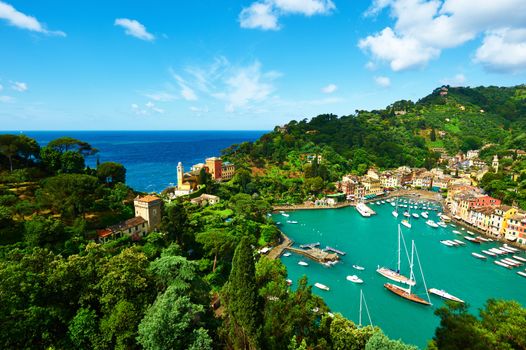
[1,0,525,130]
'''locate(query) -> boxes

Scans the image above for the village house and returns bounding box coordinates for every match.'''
[504,212,526,242]
[190,193,220,206]
[489,205,517,237]
[466,150,480,159]
[379,171,402,189]
[412,170,433,189]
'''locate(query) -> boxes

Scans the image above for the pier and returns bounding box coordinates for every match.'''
[325,246,346,255]
[284,247,339,263]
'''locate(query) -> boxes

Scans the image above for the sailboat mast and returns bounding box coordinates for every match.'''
[397,225,401,273]
[359,290,363,326]
[409,240,415,294]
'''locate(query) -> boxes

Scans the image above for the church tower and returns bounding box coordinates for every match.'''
[177,162,184,188]
[492,155,499,173]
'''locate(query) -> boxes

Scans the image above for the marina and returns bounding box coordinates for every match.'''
[275,200,526,348]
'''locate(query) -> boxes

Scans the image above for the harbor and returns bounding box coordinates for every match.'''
[275,198,526,348]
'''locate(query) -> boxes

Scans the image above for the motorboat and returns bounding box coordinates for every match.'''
[421,212,429,219]
[346,275,364,284]
[282,213,290,217]
[453,239,466,245]
[353,265,365,271]
[298,261,309,266]
[403,211,411,218]
[452,230,461,234]
[392,210,399,218]
[437,221,447,228]
[482,249,496,257]
[283,252,291,257]
[472,252,486,259]
[465,236,481,243]
[412,213,420,219]
[426,220,438,228]
[314,282,330,291]
[401,220,412,229]
[495,260,512,269]
[286,220,298,224]
[428,288,464,303]
[440,240,454,247]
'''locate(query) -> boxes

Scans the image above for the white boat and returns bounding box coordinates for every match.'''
[472,252,487,260]
[356,202,375,217]
[500,247,515,253]
[440,215,452,223]
[282,213,290,217]
[513,255,526,263]
[286,279,292,285]
[286,220,298,224]
[504,244,519,252]
[412,213,420,219]
[298,261,309,266]
[467,231,475,236]
[381,201,386,204]
[437,221,447,228]
[377,225,416,286]
[453,239,466,245]
[495,260,511,268]
[392,210,399,218]
[401,220,412,229]
[465,236,480,243]
[477,236,490,243]
[403,211,410,218]
[440,240,454,247]
[450,223,456,227]
[426,220,439,228]
[391,202,396,207]
[518,271,526,278]
[283,252,291,257]
[503,258,521,266]
[453,230,461,234]
[482,250,496,257]
[346,275,364,284]
[490,248,506,255]
[314,282,330,291]
[428,288,464,303]
[353,264,365,271]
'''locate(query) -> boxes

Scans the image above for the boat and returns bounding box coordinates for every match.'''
[440,215,452,223]
[490,248,506,255]
[428,288,464,303]
[503,258,521,266]
[482,250,496,257]
[517,271,526,278]
[472,252,487,260]
[465,236,480,243]
[286,279,292,285]
[437,221,447,228]
[495,260,512,269]
[353,264,365,271]
[298,261,309,266]
[504,244,519,252]
[467,230,475,236]
[346,275,364,283]
[283,252,291,257]
[281,213,290,217]
[401,219,412,229]
[453,230,461,234]
[440,240,454,247]
[513,255,526,263]
[356,202,375,217]
[450,223,457,227]
[392,210,399,218]
[377,225,416,286]
[286,220,298,224]
[314,282,330,291]
[381,201,386,204]
[477,236,490,243]
[403,211,410,218]
[412,213,420,219]
[391,202,396,207]
[500,247,515,253]
[384,240,432,306]
[453,239,466,245]
[426,220,438,228]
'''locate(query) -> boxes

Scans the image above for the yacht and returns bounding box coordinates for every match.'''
[421,212,429,219]
[401,219,412,229]
[298,261,309,266]
[314,282,330,291]
[346,275,364,284]
[428,288,464,303]
[353,264,365,271]
[425,220,438,228]
[412,213,420,219]
[377,225,416,286]
[356,202,375,217]
[283,252,291,257]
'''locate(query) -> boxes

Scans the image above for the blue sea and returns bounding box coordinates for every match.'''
[21,131,266,193]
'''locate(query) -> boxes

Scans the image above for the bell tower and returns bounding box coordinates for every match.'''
[492,155,499,173]
[177,162,184,188]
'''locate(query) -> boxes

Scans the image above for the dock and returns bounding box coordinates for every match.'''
[300,242,320,249]
[325,246,346,255]
[284,247,339,263]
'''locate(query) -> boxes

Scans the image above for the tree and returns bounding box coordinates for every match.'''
[68,307,99,350]
[196,228,237,272]
[61,150,85,173]
[97,162,126,186]
[365,331,418,350]
[137,286,212,350]
[430,128,437,142]
[162,202,189,245]
[223,236,262,349]
[0,134,19,171]
[40,146,62,174]
[47,137,97,156]
[24,216,68,249]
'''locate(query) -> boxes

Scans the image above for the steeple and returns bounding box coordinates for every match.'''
[177,162,184,188]
[492,155,499,173]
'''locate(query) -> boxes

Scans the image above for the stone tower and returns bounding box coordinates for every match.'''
[134,195,162,231]
[492,154,499,173]
[177,162,184,188]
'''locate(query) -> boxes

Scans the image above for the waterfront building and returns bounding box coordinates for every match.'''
[432,175,452,190]
[380,171,402,188]
[190,193,220,206]
[413,171,433,189]
[206,157,223,180]
[468,207,494,231]
[503,212,526,242]
[221,161,236,181]
[361,175,382,197]
[489,205,517,237]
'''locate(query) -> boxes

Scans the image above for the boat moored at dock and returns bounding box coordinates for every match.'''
[472,252,487,260]
[356,202,376,217]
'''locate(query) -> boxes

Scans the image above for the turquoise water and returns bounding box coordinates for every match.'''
[275,200,526,348]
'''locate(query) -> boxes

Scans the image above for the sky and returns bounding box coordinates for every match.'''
[1,0,526,130]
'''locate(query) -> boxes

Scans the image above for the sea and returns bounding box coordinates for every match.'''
[21,130,266,193]
[275,202,526,348]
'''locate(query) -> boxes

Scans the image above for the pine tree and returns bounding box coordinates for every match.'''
[224,236,262,349]
[430,128,437,142]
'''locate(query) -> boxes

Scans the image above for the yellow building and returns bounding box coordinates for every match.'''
[134,195,163,231]
[221,161,235,181]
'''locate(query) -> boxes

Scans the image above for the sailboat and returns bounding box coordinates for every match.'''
[377,225,416,286]
[358,289,373,327]
[384,240,432,306]
[392,198,399,218]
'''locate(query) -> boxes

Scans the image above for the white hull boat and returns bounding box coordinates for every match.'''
[353,265,365,271]
[495,260,512,268]
[472,252,487,259]
[346,275,363,284]
[426,220,439,228]
[428,288,464,303]
[314,282,330,291]
[412,213,420,219]
[401,220,411,229]
[392,211,399,218]
[283,252,291,257]
[298,261,309,266]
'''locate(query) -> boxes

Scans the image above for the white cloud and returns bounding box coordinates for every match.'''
[474,28,526,73]
[239,0,334,30]
[440,73,466,86]
[114,18,154,41]
[365,61,377,71]
[374,76,391,87]
[360,0,526,72]
[359,27,439,71]
[0,95,13,103]
[240,2,279,30]
[170,71,198,101]
[131,101,164,115]
[321,83,337,94]
[0,1,65,36]
[144,91,178,102]
[11,81,27,92]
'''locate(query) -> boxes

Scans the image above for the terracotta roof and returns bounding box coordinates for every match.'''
[136,195,161,203]
[97,228,113,238]
[108,216,147,232]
